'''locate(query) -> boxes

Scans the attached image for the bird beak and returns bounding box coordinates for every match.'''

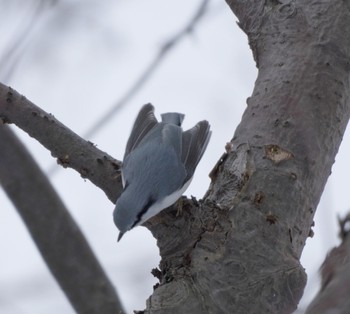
[117,232,124,242]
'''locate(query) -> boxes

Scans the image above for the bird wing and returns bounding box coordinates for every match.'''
[181,120,211,182]
[124,103,158,159]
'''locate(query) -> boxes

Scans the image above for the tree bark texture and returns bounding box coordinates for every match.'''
[144,1,350,313]
[0,125,124,314]
[306,214,350,314]
[0,82,122,203]
[0,0,350,313]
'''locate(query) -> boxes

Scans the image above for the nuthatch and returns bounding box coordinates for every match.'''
[113,104,211,241]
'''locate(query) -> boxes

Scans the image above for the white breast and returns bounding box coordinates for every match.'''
[137,177,193,227]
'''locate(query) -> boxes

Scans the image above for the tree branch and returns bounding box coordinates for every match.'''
[0,82,122,203]
[143,1,350,312]
[306,214,350,313]
[82,0,210,140]
[0,124,124,314]
[0,0,56,82]
[224,0,265,66]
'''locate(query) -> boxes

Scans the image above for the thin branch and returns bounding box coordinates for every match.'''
[0,0,55,82]
[305,214,350,313]
[0,82,122,203]
[82,0,210,140]
[0,124,125,314]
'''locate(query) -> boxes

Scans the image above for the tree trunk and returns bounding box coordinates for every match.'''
[143,1,350,313]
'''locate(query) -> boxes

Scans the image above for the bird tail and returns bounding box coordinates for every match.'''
[161,112,185,126]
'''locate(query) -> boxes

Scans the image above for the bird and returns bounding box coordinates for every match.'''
[113,103,211,241]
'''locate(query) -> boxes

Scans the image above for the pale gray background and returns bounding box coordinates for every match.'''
[1,1,349,313]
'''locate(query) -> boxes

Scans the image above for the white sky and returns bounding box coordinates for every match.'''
[1,0,349,313]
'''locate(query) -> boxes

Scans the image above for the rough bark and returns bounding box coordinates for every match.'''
[0,82,123,203]
[306,214,350,314]
[144,0,350,313]
[0,125,124,314]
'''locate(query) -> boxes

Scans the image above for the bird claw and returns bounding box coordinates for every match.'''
[175,198,183,217]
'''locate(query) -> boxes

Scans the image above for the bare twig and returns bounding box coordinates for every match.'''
[0,0,56,82]
[82,0,210,140]
[0,124,125,314]
[0,82,123,203]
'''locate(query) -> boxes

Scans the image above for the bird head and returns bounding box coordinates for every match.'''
[113,187,153,241]
[113,191,137,241]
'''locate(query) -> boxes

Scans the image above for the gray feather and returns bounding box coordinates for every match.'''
[161,112,185,126]
[181,120,211,182]
[124,103,158,159]
[114,104,211,239]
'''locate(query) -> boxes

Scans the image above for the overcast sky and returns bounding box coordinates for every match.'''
[1,1,350,313]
